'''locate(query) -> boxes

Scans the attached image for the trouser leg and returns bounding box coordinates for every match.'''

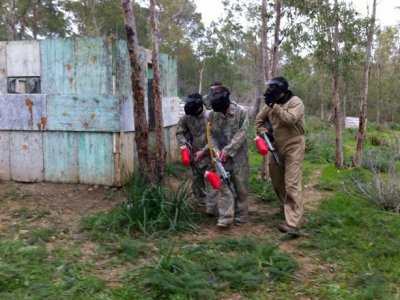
[231,166,249,221]
[283,148,304,228]
[192,172,206,204]
[217,183,234,224]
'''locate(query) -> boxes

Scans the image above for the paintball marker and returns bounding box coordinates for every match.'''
[263,133,280,165]
[213,156,237,197]
[185,141,203,176]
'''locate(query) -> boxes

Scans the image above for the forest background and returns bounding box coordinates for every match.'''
[1,0,399,124]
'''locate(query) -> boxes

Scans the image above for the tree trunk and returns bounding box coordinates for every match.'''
[270,0,281,77]
[150,0,166,184]
[261,0,269,81]
[198,60,205,94]
[7,0,16,41]
[260,0,273,181]
[333,0,344,168]
[353,0,376,167]
[121,0,152,180]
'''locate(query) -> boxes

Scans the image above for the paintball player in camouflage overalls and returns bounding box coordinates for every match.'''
[176,93,218,215]
[254,76,305,236]
[206,85,249,228]
[203,81,223,110]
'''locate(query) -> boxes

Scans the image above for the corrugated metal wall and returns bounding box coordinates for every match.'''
[0,37,179,186]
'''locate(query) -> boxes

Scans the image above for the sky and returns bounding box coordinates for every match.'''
[194,0,400,27]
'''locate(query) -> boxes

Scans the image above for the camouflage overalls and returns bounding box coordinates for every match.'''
[208,102,249,225]
[176,108,217,213]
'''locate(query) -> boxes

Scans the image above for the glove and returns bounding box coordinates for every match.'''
[194,150,205,162]
[264,90,276,108]
[219,150,229,163]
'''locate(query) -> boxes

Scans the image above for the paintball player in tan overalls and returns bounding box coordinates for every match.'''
[255,77,305,236]
[206,85,249,228]
[176,93,218,216]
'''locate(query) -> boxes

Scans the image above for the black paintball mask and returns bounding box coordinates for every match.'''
[184,93,204,116]
[264,77,289,105]
[206,86,231,113]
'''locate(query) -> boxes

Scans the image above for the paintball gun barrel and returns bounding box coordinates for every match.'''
[213,156,237,197]
[263,133,280,165]
[185,141,202,176]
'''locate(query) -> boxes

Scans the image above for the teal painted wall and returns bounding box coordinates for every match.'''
[0,37,179,186]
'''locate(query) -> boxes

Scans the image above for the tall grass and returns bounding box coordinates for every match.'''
[82,174,201,237]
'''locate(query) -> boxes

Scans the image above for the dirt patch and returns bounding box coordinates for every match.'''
[0,170,332,288]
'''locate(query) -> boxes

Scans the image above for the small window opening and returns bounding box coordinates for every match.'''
[7,77,41,94]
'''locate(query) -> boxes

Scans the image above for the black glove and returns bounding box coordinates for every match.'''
[264,90,276,108]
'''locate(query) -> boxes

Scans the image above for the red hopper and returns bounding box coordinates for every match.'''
[205,170,221,189]
[255,136,268,155]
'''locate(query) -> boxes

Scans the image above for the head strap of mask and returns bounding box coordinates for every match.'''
[266,77,288,94]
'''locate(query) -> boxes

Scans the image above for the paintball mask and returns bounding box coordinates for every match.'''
[264,76,289,105]
[184,93,204,116]
[206,86,231,113]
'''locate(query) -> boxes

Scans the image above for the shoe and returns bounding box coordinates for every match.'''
[278,223,300,236]
[205,208,216,217]
[217,221,229,228]
[234,218,245,226]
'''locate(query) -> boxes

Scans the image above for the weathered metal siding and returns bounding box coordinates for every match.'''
[10,132,44,182]
[0,42,6,93]
[0,132,11,180]
[0,94,47,130]
[43,132,79,183]
[0,37,179,186]
[75,38,113,94]
[41,39,76,94]
[159,53,177,97]
[78,132,114,185]
[46,94,120,132]
[7,41,40,77]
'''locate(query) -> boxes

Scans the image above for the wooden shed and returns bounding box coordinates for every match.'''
[0,37,180,186]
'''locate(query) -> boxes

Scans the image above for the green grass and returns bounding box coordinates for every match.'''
[0,240,108,299]
[125,237,298,299]
[303,185,400,298]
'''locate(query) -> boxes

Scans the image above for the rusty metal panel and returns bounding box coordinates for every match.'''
[43,132,79,183]
[47,94,119,132]
[40,38,76,94]
[0,42,6,93]
[10,131,44,182]
[115,40,132,97]
[115,41,148,94]
[78,132,114,185]
[119,131,137,182]
[120,94,135,132]
[0,132,11,180]
[159,53,177,97]
[162,96,180,127]
[164,125,178,163]
[75,38,112,94]
[0,94,47,130]
[7,41,40,77]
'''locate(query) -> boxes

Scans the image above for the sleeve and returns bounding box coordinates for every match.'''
[175,116,188,146]
[223,108,249,158]
[271,98,304,125]
[254,105,269,135]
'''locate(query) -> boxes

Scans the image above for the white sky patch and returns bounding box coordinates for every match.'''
[193,0,400,27]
